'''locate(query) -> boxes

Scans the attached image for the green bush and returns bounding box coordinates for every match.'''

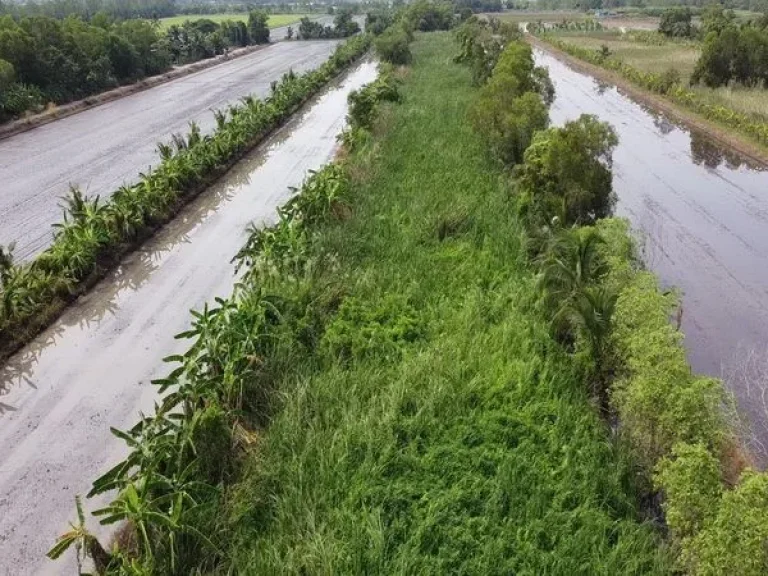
[515,115,618,228]
[0,82,43,117]
[321,294,423,362]
[654,442,723,540]
[375,26,412,65]
[683,471,768,575]
[454,16,521,85]
[465,39,553,167]
[471,90,549,167]
[348,66,401,130]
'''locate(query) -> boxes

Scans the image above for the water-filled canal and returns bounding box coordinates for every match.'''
[534,48,768,455]
[0,59,378,575]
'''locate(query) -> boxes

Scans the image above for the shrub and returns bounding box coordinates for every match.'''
[515,115,618,228]
[654,442,723,540]
[683,471,768,575]
[375,26,412,65]
[348,67,401,131]
[247,10,270,44]
[658,7,695,38]
[320,294,423,362]
[466,39,553,167]
[0,82,43,117]
[401,0,455,32]
[365,11,393,36]
[454,16,521,85]
[471,90,549,167]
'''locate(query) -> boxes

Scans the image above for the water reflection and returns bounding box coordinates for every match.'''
[537,46,768,459]
[0,60,373,408]
[689,131,764,171]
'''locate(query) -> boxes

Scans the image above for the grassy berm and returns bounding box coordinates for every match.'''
[215,32,671,573]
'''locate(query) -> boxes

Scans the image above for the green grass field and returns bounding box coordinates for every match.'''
[551,31,768,123]
[551,31,700,78]
[204,32,671,574]
[157,13,308,31]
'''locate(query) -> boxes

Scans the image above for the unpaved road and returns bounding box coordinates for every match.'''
[0,38,340,262]
[0,60,377,575]
[535,49,768,455]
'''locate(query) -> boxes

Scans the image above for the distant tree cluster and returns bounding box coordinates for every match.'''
[0,9,271,121]
[297,9,359,39]
[454,0,504,14]
[658,6,694,37]
[692,5,768,87]
[0,0,177,21]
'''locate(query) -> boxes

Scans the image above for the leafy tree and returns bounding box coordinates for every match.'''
[471,90,549,166]
[401,0,455,32]
[658,7,694,38]
[0,57,13,89]
[700,4,736,37]
[333,8,361,37]
[247,10,269,44]
[366,11,393,35]
[374,25,411,64]
[516,115,618,227]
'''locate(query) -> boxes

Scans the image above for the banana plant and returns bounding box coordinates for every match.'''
[47,496,112,575]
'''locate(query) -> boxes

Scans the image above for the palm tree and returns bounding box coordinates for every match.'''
[537,227,616,408]
[536,226,606,316]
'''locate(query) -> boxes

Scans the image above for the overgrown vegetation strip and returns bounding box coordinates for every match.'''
[463,15,768,574]
[0,33,371,363]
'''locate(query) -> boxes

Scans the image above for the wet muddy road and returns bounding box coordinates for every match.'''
[0,39,341,262]
[0,59,378,575]
[535,49,768,453]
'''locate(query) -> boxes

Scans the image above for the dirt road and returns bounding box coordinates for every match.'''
[0,39,341,262]
[0,60,377,575]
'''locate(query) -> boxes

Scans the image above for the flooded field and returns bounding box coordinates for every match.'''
[535,48,768,456]
[0,59,378,575]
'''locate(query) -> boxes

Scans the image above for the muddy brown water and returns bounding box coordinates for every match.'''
[0,59,378,575]
[535,48,768,458]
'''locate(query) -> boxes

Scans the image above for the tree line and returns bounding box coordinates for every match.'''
[0,0,335,21]
[295,9,360,39]
[0,10,271,121]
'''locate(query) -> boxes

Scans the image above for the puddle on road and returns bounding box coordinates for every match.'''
[0,58,378,575]
[535,48,768,458]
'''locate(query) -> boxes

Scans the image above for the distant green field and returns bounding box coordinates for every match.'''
[157,13,308,31]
